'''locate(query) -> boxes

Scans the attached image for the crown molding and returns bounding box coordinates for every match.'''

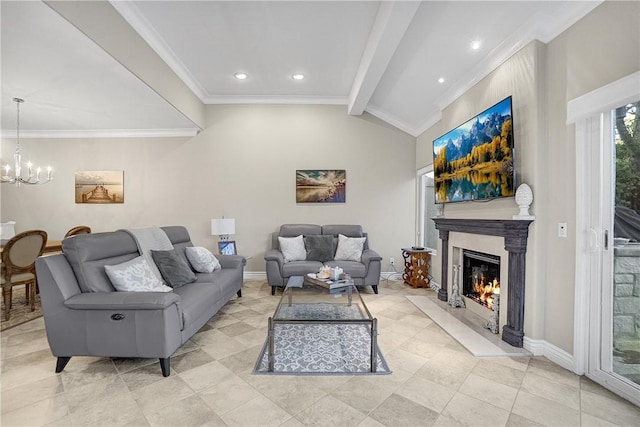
[0,129,200,139]
[364,104,422,137]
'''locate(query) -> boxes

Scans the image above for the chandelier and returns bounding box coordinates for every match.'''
[1,98,52,186]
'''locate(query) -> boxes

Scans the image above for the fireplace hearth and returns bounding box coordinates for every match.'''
[433,218,533,348]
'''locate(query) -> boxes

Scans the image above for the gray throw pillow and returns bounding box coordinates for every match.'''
[151,249,197,288]
[304,235,334,262]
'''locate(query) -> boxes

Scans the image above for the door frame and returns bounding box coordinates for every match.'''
[569,71,640,406]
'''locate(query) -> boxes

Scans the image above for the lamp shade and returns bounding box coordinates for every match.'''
[211,218,235,236]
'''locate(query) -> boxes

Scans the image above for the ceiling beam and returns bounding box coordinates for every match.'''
[348,1,420,116]
[44,0,205,130]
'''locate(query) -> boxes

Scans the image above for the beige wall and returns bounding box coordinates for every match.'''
[543,0,640,352]
[416,1,640,354]
[1,104,416,272]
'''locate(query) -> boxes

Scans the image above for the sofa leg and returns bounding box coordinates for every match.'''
[55,357,71,373]
[271,286,276,296]
[236,289,242,298]
[159,358,171,377]
[372,285,379,294]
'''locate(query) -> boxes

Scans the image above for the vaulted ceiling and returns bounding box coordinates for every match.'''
[0,1,601,138]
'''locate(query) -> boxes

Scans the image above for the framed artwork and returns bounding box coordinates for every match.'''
[218,241,237,255]
[296,169,346,203]
[75,171,124,204]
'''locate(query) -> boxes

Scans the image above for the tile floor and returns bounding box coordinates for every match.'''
[1,280,639,426]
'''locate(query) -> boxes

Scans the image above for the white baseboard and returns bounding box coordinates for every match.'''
[523,337,575,372]
[244,271,266,280]
[429,280,441,291]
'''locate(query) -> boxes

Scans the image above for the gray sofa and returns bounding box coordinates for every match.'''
[265,224,382,295]
[34,226,245,377]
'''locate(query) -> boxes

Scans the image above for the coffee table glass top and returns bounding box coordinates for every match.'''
[273,277,373,322]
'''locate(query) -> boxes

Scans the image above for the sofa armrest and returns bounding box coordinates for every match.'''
[265,249,284,266]
[64,292,181,311]
[361,249,382,265]
[218,255,246,270]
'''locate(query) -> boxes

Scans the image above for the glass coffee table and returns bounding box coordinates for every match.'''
[266,276,379,373]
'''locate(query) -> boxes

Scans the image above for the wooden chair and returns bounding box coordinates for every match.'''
[1,230,47,320]
[64,226,91,238]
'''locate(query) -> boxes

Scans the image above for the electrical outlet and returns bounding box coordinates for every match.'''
[558,222,567,238]
[390,257,395,265]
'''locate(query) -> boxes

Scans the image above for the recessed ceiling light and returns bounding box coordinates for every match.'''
[234,72,247,80]
[438,77,445,84]
[471,40,481,50]
[292,73,305,80]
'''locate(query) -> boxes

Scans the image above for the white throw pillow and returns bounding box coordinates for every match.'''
[105,256,173,292]
[334,234,366,262]
[278,235,307,262]
[185,246,221,273]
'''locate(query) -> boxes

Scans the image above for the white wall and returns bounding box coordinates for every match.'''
[1,104,416,273]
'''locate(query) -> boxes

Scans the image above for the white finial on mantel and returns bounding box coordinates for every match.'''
[513,183,535,220]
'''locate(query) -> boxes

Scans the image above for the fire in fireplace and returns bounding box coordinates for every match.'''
[462,250,500,309]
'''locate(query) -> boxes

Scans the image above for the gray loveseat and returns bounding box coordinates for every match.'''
[265,224,382,295]
[35,226,245,377]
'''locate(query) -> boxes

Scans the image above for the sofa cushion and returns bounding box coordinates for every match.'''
[282,261,324,277]
[325,260,367,278]
[334,234,366,262]
[278,235,307,262]
[151,249,197,288]
[185,246,221,273]
[322,224,363,238]
[63,231,139,293]
[172,281,222,330]
[279,224,322,237]
[105,256,173,292]
[304,235,334,263]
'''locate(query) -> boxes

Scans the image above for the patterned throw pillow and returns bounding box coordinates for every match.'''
[185,246,221,273]
[105,256,173,292]
[278,235,307,262]
[151,249,197,288]
[334,234,366,262]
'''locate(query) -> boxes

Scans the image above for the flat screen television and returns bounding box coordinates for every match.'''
[432,96,515,204]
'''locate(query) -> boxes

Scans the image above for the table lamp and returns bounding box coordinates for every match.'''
[211,218,235,241]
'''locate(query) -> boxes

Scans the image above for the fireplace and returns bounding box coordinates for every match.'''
[433,218,533,347]
[462,250,500,310]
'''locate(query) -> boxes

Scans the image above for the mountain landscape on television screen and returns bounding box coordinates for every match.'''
[443,112,510,162]
[433,98,514,203]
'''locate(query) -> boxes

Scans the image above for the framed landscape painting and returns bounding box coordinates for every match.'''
[296,170,346,203]
[75,170,124,204]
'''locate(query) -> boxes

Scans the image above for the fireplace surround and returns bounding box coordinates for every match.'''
[433,218,533,347]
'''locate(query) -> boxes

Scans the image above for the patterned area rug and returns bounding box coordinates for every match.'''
[0,286,43,331]
[253,321,391,375]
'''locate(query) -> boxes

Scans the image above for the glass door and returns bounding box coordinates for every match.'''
[608,102,640,388]
[588,101,640,406]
